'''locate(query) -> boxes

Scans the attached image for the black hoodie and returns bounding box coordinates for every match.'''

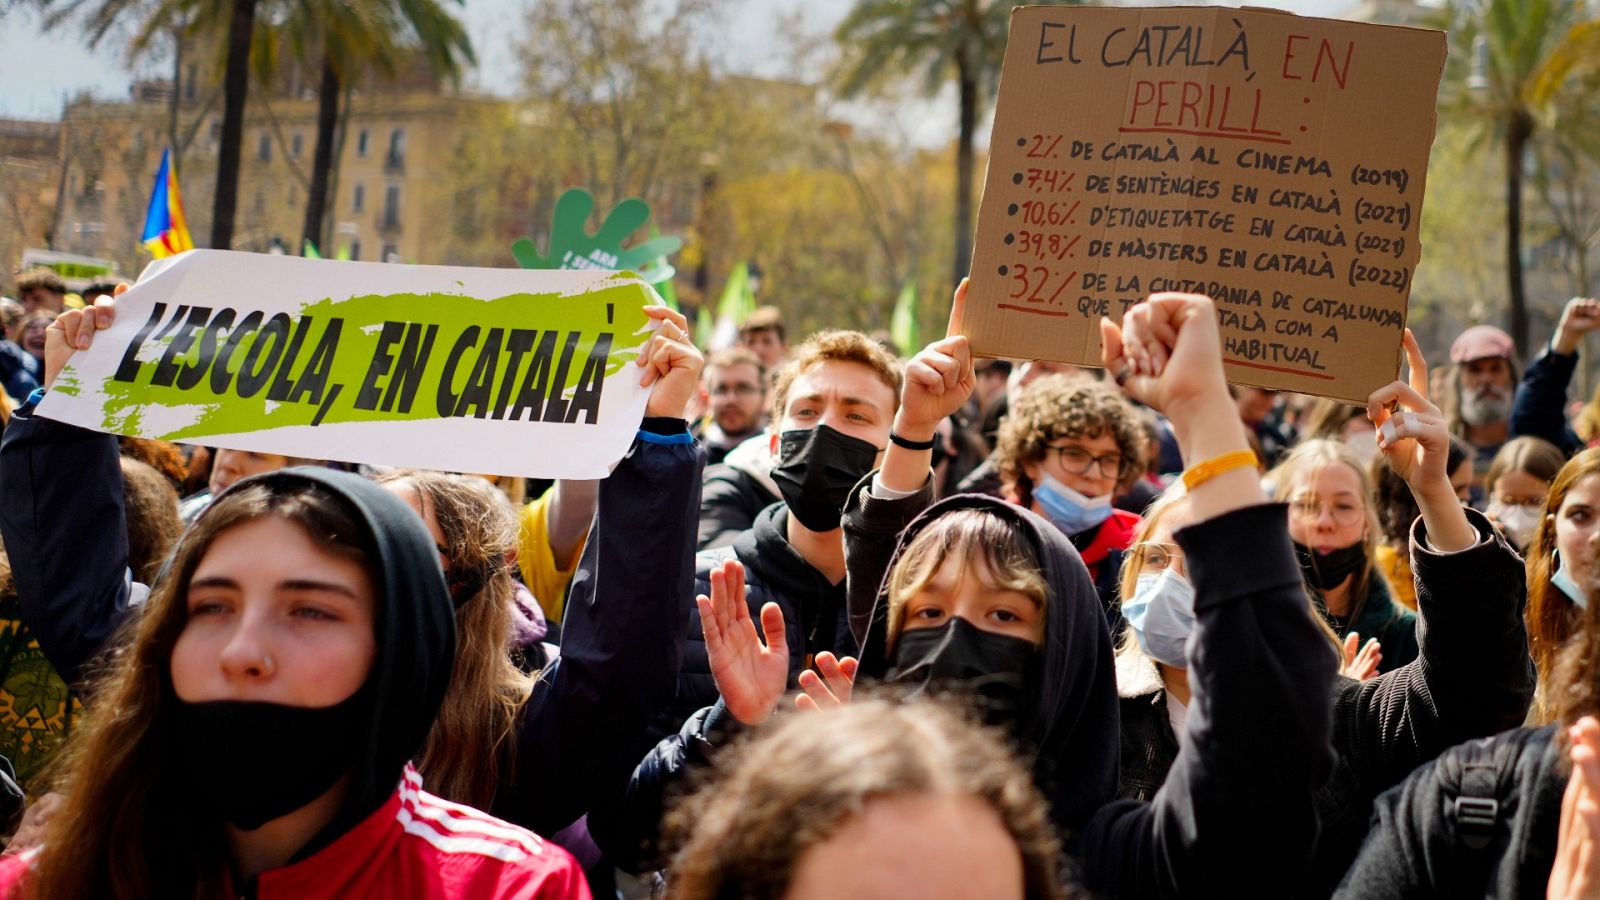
[848,489,1120,835]
[843,479,1338,898]
[234,467,457,845]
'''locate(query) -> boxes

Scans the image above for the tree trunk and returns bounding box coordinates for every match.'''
[1505,110,1534,358]
[210,0,259,250]
[302,54,340,253]
[953,48,978,291]
[169,27,183,174]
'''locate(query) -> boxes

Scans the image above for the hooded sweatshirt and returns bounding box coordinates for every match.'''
[843,480,1338,898]
[849,491,1120,833]
[0,464,588,898]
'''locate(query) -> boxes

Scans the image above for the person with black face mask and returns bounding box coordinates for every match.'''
[590,329,901,776]
[1270,438,1420,675]
[826,291,1344,897]
[0,467,589,898]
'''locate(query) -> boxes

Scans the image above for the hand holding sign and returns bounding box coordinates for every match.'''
[45,285,124,388]
[638,306,704,419]
[39,252,663,479]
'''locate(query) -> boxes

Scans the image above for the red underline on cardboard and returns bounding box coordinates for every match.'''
[997,303,1076,318]
[1225,359,1336,380]
[1117,126,1294,146]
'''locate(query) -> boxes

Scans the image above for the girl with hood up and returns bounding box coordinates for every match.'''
[0,466,587,898]
[672,291,1338,897]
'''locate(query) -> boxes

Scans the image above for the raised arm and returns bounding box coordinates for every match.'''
[1337,331,1533,788]
[846,285,975,649]
[1080,294,1337,896]
[0,290,142,683]
[1511,297,1599,455]
[493,306,705,836]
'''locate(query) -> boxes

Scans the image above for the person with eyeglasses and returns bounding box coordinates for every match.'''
[1270,437,1419,674]
[1483,436,1564,552]
[993,374,1150,622]
[695,347,769,466]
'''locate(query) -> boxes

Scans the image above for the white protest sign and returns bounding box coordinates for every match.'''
[40,250,661,478]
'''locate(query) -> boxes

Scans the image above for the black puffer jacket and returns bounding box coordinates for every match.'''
[1116,507,1534,897]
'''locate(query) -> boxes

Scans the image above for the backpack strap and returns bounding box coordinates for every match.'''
[1453,737,1512,851]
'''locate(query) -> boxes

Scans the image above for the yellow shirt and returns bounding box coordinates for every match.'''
[1374,543,1417,611]
[517,488,587,622]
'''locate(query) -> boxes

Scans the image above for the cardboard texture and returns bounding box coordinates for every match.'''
[966,6,1446,403]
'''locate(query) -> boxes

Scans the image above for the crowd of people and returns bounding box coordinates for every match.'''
[5,263,1600,898]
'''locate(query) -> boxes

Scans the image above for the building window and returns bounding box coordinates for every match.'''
[357,129,369,157]
[382,185,401,230]
[353,183,365,213]
[257,134,271,162]
[184,65,197,100]
[382,243,399,263]
[291,133,303,158]
[348,240,361,261]
[386,128,405,169]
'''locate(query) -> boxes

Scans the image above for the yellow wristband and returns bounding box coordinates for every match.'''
[1182,449,1259,492]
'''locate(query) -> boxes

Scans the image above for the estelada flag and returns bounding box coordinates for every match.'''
[141,148,195,258]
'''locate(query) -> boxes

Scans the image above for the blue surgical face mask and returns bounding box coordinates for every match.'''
[1122,568,1197,668]
[1033,472,1113,536]
[1553,549,1590,610]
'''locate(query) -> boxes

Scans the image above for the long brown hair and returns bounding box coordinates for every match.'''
[120,457,181,585]
[665,697,1067,900]
[27,481,376,899]
[1527,448,1600,721]
[374,471,535,809]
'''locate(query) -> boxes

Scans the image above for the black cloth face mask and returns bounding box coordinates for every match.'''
[886,617,1037,727]
[175,692,368,830]
[1293,540,1367,591]
[770,424,881,533]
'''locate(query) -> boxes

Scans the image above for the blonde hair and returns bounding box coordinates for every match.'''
[665,697,1066,900]
[884,509,1048,652]
[374,471,536,809]
[1268,439,1383,604]
[1113,482,1341,665]
[1485,436,1565,499]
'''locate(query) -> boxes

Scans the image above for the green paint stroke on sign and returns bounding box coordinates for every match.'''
[93,277,653,442]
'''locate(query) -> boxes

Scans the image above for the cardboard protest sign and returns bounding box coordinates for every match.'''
[40,250,662,478]
[965,6,1446,403]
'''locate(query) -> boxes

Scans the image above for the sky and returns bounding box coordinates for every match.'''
[0,0,1349,124]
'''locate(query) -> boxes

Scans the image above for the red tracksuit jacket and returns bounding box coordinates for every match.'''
[0,766,591,899]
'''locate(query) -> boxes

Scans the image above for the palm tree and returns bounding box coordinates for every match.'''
[1443,0,1600,356]
[833,0,1079,290]
[44,0,260,249]
[256,0,472,252]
